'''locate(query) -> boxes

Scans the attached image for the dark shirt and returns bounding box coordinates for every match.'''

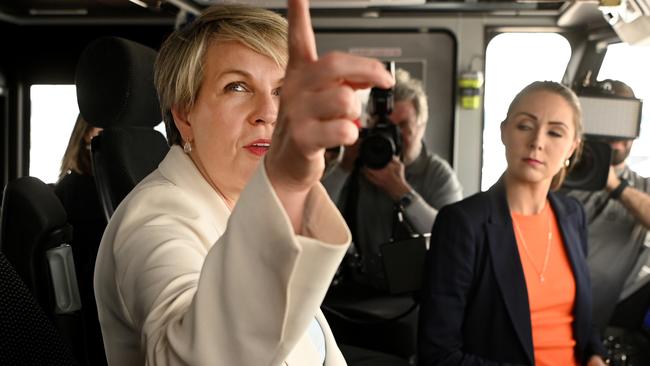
[55,172,106,271]
[54,171,107,366]
[567,166,650,329]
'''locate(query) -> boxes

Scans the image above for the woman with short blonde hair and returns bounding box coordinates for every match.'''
[94,1,393,365]
[154,4,288,146]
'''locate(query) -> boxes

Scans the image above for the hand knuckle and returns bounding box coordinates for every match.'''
[335,88,355,117]
[370,60,384,74]
[320,55,337,70]
[324,51,344,60]
[332,90,348,109]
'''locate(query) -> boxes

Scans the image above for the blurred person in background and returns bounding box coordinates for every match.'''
[567,79,650,332]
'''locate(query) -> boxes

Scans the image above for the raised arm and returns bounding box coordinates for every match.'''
[111,164,350,365]
[265,0,393,234]
[607,167,650,230]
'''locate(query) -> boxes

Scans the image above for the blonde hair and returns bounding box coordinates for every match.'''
[58,114,94,181]
[505,81,583,191]
[154,4,288,146]
[393,68,428,126]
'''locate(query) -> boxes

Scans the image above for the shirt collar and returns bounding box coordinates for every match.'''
[158,145,231,230]
[405,141,429,176]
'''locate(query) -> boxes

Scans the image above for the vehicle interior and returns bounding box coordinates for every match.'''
[1,0,649,365]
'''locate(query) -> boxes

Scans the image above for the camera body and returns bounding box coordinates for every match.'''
[358,62,402,170]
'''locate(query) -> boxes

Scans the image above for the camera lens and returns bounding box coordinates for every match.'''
[358,61,400,170]
[562,139,612,191]
[360,132,398,169]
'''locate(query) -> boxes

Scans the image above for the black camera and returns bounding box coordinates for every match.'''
[358,62,402,170]
[563,140,612,191]
[563,81,642,191]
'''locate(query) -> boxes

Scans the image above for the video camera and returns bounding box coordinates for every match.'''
[563,81,643,191]
[358,61,402,170]
[578,82,642,141]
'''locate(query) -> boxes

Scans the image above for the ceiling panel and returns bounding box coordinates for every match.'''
[0,0,572,25]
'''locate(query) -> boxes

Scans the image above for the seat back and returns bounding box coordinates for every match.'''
[89,127,169,218]
[0,251,77,365]
[0,176,86,364]
[75,36,169,220]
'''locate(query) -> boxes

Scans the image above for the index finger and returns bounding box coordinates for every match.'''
[287,0,318,69]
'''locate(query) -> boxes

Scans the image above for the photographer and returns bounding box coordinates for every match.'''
[322,68,462,288]
[567,79,650,331]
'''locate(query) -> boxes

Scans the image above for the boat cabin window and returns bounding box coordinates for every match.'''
[29,84,78,184]
[481,32,571,190]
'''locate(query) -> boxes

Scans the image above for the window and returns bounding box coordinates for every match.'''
[30,85,166,184]
[154,121,167,137]
[598,42,650,177]
[30,85,79,184]
[481,33,572,191]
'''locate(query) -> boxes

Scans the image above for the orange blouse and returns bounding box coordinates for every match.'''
[511,202,579,366]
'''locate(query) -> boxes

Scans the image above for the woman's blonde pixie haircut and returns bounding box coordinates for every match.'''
[504,81,584,191]
[154,4,288,146]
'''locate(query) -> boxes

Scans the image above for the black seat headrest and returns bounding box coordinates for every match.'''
[75,36,161,129]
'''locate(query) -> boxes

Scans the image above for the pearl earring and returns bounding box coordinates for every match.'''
[565,158,570,167]
[183,140,192,154]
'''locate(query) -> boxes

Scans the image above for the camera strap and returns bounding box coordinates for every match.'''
[342,164,363,258]
[589,173,627,222]
[391,204,416,242]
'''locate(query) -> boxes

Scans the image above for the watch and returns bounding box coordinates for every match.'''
[610,178,629,200]
[397,190,416,208]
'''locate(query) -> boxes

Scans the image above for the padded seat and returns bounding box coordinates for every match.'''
[0,176,85,364]
[0,252,77,365]
[75,36,169,220]
[72,36,170,365]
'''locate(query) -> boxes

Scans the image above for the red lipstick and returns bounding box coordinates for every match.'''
[244,139,271,156]
[523,157,543,166]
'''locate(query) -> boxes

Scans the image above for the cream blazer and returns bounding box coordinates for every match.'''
[94,146,350,366]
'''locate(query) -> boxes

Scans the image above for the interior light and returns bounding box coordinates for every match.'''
[128,0,149,8]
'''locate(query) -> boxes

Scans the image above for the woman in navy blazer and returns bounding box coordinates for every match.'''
[418,81,606,366]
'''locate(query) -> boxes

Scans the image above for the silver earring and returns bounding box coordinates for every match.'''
[183,140,192,154]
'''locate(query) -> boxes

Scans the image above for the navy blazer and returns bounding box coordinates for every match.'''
[418,181,603,365]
